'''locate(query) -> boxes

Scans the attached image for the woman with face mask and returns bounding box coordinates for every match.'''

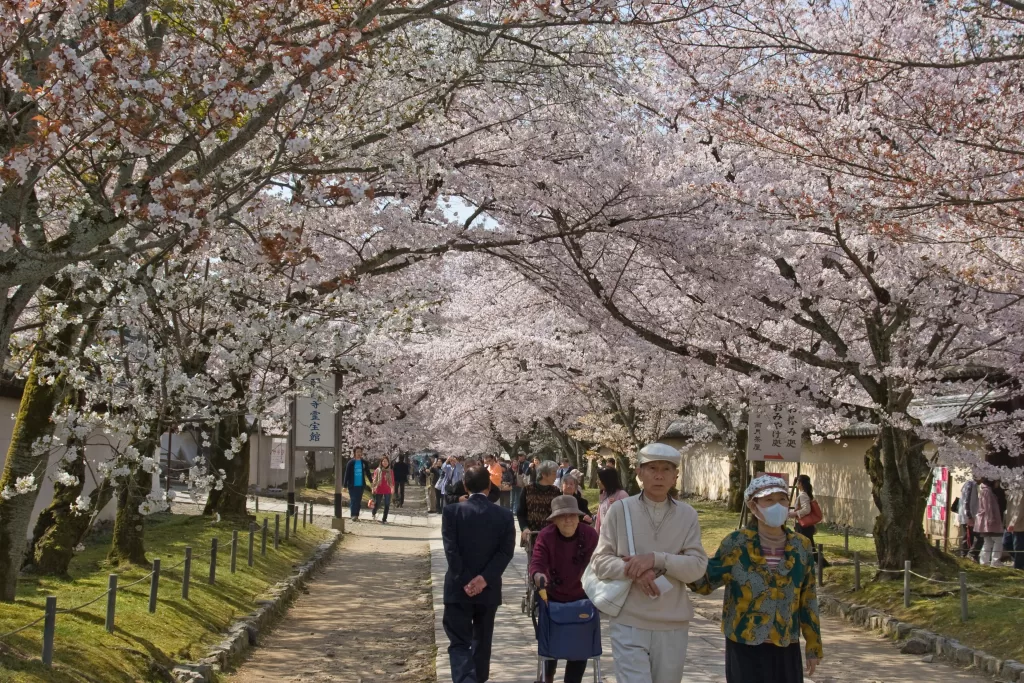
[688,475,823,683]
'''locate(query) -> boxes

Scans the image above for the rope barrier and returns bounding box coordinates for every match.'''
[0,615,46,641]
[967,585,1024,601]
[55,589,112,614]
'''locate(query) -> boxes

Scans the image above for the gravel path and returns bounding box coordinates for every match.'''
[227,487,436,683]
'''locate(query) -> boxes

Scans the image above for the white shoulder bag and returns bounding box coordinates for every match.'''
[582,498,635,617]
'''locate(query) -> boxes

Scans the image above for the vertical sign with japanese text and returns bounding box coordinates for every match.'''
[926,466,949,522]
[747,405,802,462]
[270,437,288,470]
[294,375,336,448]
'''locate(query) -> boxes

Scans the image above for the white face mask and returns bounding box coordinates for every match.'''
[755,502,789,528]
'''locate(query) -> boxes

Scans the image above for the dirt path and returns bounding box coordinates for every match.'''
[229,488,435,683]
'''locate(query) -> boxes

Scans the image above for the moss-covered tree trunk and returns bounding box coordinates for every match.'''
[32,461,114,575]
[108,459,155,567]
[866,425,947,572]
[0,358,64,601]
[202,413,252,520]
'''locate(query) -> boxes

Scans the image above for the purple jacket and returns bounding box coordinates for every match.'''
[528,523,599,603]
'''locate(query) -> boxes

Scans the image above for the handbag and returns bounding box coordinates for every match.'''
[536,598,602,661]
[798,499,823,527]
[582,498,635,617]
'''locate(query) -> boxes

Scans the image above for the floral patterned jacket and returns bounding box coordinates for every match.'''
[688,526,823,660]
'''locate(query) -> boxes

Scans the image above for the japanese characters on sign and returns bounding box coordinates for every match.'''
[270,437,288,470]
[294,375,336,449]
[747,405,802,462]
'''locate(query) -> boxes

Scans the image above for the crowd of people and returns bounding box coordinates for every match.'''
[957,476,1024,570]
[440,443,824,683]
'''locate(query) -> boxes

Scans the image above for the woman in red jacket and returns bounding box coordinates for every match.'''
[529,495,600,683]
[371,456,395,524]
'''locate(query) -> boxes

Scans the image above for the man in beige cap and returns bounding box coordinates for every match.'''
[590,443,708,683]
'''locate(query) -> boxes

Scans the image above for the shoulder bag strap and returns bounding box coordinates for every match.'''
[623,497,636,556]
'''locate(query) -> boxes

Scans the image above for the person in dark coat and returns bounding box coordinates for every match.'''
[560,474,593,524]
[442,466,515,683]
[393,454,410,508]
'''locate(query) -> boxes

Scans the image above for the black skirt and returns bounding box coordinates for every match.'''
[725,639,804,683]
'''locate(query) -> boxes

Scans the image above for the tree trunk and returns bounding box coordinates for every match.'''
[0,358,63,601]
[866,425,948,572]
[202,414,252,520]
[726,429,750,513]
[108,458,153,567]
[32,463,114,575]
[304,451,317,489]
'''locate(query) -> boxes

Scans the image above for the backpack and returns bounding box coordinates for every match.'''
[798,499,824,527]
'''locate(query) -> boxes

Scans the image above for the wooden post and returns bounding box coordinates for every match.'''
[105,575,117,633]
[275,514,280,549]
[182,547,192,599]
[844,526,850,551]
[148,558,160,613]
[261,518,268,556]
[230,530,238,573]
[285,510,291,541]
[853,552,861,592]
[248,524,255,567]
[41,596,56,667]
[816,543,824,586]
[959,572,968,622]
[904,561,911,608]
[209,538,218,585]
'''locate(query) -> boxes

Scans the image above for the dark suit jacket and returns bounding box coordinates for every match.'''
[442,494,515,605]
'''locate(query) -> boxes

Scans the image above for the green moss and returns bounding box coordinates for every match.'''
[0,512,330,682]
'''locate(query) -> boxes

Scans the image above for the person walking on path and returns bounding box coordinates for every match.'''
[560,474,592,524]
[518,460,563,545]
[342,447,369,520]
[690,474,823,683]
[371,455,396,524]
[529,495,600,683]
[441,466,515,683]
[428,457,443,513]
[393,454,410,509]
[1006,484,1024,570]
[596,467,629,534]
[958,477,980,559]
[789,474,827,568]
[437,456,457,514]
[975,479,1005,566]
[512,453,530,514]
[555,459,572,488]
[590,443,708,683]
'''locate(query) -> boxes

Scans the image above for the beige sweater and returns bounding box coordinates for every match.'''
[590,495,708,630]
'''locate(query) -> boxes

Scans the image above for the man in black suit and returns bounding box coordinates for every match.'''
[442,465,515,683]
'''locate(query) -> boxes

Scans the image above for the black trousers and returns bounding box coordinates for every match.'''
[725,640,804,683]
[544,658,587,683]
[395,481,406,506]
[443,602,498,683]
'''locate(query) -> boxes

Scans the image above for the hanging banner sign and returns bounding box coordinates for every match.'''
[926,466,949,522]
[294,374,336,448]
[747,405,802,462]
[270,437,288,470]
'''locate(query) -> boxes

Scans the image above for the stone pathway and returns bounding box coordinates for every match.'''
[226,489,435,683]
[220,488,992,683]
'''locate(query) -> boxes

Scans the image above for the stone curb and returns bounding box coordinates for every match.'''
[171,529,343,683]
[815,593,1024,683]
[692,592,1024,683]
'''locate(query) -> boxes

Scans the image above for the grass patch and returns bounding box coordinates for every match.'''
[689,498,1024,664]
[0,512,330,683]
